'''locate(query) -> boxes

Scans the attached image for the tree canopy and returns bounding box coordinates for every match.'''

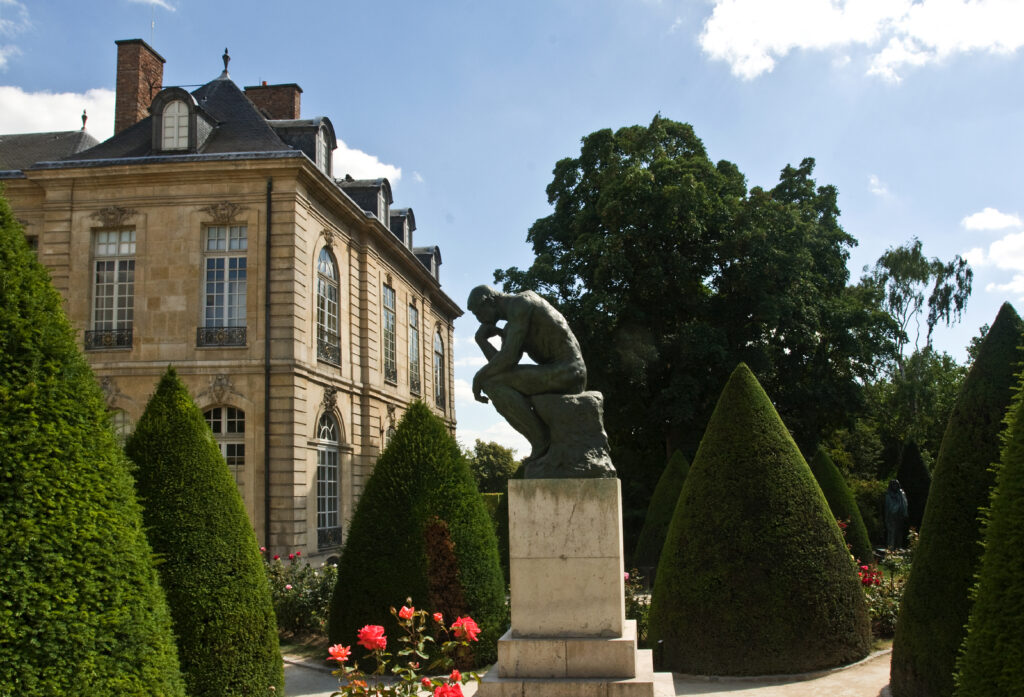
[466,439,519,494]
[496,116,895,518]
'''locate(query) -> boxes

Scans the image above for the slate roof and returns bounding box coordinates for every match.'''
[0,130,99,171]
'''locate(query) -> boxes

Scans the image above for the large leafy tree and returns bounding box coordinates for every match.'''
[497,116,894,522]
[466,439,519,494]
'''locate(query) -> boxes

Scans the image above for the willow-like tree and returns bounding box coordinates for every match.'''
[126,368,283,697]
[0,193,184,696]
[891,302,1023,697]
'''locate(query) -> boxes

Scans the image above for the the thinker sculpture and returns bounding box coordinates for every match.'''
[467,285,615,479]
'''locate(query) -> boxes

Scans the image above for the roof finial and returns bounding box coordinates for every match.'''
[221,47,230,78]
[81,109,88,131]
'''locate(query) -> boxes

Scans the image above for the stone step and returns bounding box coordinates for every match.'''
[479,647,671,697]
[498,621,639,679]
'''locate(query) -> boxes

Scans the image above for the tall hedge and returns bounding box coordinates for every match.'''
[632,450,690,574]
[0,194,185,695]
[125,368,282,697]
[954,374,1024,696]
[649,364,870,675]
[809,446,874,564]
[329,401,506,666]
[891,302,1024,697]
[897,441,930,534]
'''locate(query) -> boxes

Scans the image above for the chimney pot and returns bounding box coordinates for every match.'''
[243,83,303,120]
[114,39,166,135]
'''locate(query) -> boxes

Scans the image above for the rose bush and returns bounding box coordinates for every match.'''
[329,600,481,697]
[264,551,338,636]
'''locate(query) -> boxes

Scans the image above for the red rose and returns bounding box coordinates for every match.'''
[433,612,443,624]
[357,624,387,651]
[273,555,280,561]
[399,605,415,620]
[434,684,463,697]
[327,644,351,662]
[451,616,480,642]
[288,553,295,560]
[296,550,301,556]
[449,669,461,682]
[422,678,433,689]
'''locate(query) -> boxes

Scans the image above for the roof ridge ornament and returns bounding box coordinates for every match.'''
[221,47,230,78]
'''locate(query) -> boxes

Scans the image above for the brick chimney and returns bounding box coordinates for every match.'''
[114,39,165,135]
[244,83,302,120]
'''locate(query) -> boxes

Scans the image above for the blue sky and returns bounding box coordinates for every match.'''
[3,0,1024,455]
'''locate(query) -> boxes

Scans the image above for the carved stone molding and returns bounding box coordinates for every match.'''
[321,228,337,250]
[91,206,138,228]
[99,376,123,407]
[322,386,338,412]
[199,201,248,224]
[198,374,240,404]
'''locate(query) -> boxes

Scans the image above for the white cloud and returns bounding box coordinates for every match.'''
[699,0,1024,81]
[961,207,1023,231]
[0,0,30,37]
[985,230,1024,271]
[668,17,684,34]
[454,355,487,369]
[0,86,116,139]
[986,274,1024,299]
[868,173,890,197]
[455,419,528,457]
[962,246,988,268]
[332,139,401,183]
[412,171,424,183]
[125,0,176,10]
[0,44,18,70]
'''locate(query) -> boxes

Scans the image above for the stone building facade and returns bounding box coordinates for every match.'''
[0,39,461,559]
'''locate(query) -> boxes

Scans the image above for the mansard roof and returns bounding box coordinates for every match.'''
[0,130,99,171]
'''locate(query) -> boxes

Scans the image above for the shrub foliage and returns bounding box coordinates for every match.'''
[896,441,930,534]
[953,374,1024,696]
[648,363,871,675]
[632,450,690,573]
[126,368,283,697]
[891,302,1023,697]
[328,401,506,665]
[809,446,874,564]
[0,194,184,696]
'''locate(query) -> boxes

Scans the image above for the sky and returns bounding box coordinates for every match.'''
[2,0,1024,456]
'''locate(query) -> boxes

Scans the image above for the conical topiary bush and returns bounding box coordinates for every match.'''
[648,363,870,676]
[809,446,874,565]
[633,450,690,575]
[896,441,930,534]
[126,368,283,697]
[891,302,1024,697]
[328,401,506,666]
[954,374,1024,696]
[0,193,184,696]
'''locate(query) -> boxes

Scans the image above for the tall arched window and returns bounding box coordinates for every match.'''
[204,406,245,494]
[317,248,340,365]
[316,413,342,548]
[162,99,189,150]
[433,330,445,410]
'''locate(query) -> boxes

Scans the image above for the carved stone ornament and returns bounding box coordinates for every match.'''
[99,376,123,407]
[197,374,239,404]
[322,386,338,411]
[90,206,138,228]
[199,201,248,224]
[321,228,337,250]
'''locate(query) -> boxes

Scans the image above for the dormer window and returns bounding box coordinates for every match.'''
[162,99,189,150]
[317,125,330,174]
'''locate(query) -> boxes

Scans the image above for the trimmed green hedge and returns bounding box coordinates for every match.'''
[954,374,1024,696]
[892,302,1024,697]
[633,450,690,575]
[809,446,874,565]
[126,368,282,697]
[897,441,930,534]
[649,364,870,675]
[328,402,506,666]
[0,193,185,696]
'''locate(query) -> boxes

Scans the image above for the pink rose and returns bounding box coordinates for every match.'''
[285,584,292,590]
[623,572,630,581]
[399,605,415,620]
[357,624,387,651]
[260,546,266,553]
[327,644,351,662]
[451,616,481,642]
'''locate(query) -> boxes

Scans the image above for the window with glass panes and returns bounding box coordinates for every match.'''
[317,248,340,364]
[92,229,135,332]
[382,284,397,382]
[204,406,245,493]
[316,414,341,548]
[408,305,421,393]
[162,99,189,150]
[434,330,445,409]
[204,225,247,328]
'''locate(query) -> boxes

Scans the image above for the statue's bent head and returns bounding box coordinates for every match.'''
[467,285,500,322]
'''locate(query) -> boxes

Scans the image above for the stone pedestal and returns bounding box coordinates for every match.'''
[478,479,673,697]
